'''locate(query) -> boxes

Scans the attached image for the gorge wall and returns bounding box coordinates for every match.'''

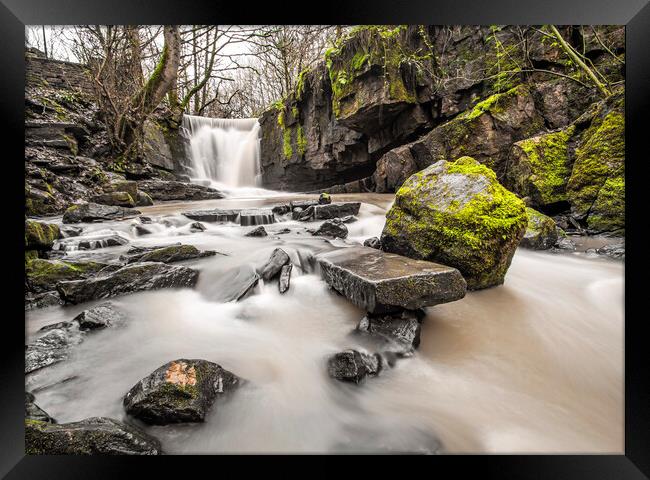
[259,25,625,234]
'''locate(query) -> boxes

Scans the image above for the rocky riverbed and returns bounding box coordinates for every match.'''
[24,191,624,454]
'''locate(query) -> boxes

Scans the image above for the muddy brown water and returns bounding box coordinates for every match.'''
[25,192,623,453]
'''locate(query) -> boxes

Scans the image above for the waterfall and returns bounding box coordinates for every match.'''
[181,115,261,188]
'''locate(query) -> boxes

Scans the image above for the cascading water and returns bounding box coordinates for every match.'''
[182,115,261,188]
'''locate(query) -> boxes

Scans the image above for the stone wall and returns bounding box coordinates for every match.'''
[25,53,94,95]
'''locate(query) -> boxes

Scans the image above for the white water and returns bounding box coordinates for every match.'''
[182,115,261,188]
[26,194,624,454]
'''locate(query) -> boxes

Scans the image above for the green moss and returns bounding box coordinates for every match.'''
[458,85,525,122]
[296,124,307,156]
[25,220,60,250]
[282,128,293,159]
[26,258,106,292]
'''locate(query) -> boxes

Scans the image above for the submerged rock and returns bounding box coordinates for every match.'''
[245,226,268,237]
[596,241,625,260]
[258,248,291,281]
[137,179,224,201]
[553,236,577,251]
[519,207,559,250]
[363,237,382,249]
[220,267,260,302]
[25,324,81,373]
[73,303,126,330]
[26,392,56,423]
[279,264,292,294]
[358,310,422,355]
[25,417,161,455]
[62,202,141,224]
[318,246,466,313]
[25,291,63,311]
[381,157,528,290]
[123,359,241,425]
[122,244,216,264]
[327,350,382,384]
[57,262,199,304]
[313,219,348,239]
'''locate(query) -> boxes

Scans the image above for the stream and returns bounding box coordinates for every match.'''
[25,190,624,454]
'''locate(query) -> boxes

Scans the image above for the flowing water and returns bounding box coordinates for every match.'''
[25,116,624,454]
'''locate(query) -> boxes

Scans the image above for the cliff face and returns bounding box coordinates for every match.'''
[258,25,624,233]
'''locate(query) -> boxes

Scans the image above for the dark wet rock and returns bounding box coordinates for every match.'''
[297,206,315,221]
[90,191,136,208]
[139,216,153,224]
[25,258,108,293]
[275,228,291,234]
[25,417,161,455]
[519,208,559,250]
[137,179,224,201]
[291,207,304,220]
[25,324,81,373]
[57,262,200,304]
[381,157,527,290]
[258,248,291,281]
[60,226,83,238]
[318,246,466,314]
[182,208,239,223]
[363,237,382,249]
[340,215,357,223]
[26,392,56,423]
[290,200,319,210]
[596,241,625,260]
[189,221,206,232]
[314,202,361,220]
[122,244,216,264]
[245,226,268,237]
[279,264,292,294]
[319,192,332,205]
[25,220,61,251]
[239,209,275,226]
[77,234,129,250]
[134,225,152,236]
[272,204,291,215]
[73,302,126,330]
[327,350,382,384]
[313,219,348,239]
[123,359,241,425]
[358,310,422,355]
[62,202,141,224]
[25,291,63,311]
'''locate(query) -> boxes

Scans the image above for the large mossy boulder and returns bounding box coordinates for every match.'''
[566,94,624,233]
[380,156,528,290]
[25,417,161,455]
[520,208,559,250]
[25,220,61,251]
[123,359,241,425]
[25,258,107,293]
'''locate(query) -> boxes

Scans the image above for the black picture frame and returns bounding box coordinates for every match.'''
[1,1,647,477]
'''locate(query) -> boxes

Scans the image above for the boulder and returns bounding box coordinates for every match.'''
[381,157,528,290]
[189,221,206,232]
[25,417,161,455]
[220,267,260,302]
[135,191,154,207]
[271,204,291,215]
[327,350,382,384]
[25,324,82,373]
[137,179,224,201]
[258,248,291,282]
[25,258,107,293]
[553,236,577,252]
[245,226,268,237]
[90,191,136,208]
[73,303,126,330]
[363,237,382,249]
[519,208,559,250]
[291,207,304,220]
[26,392,56,423]
[317,246,466,313]
[57,262,200,304]
[300,202,362,221]
[313,219,348,239]
[357,310,422,355]
[123,359,241,425]
[122,244,216,264]
[139,216,153,224]
[25,220,60,251]
[279,264,292,294]
[62,202,141,224]
[60,226,83,238]
[25,291,63,311]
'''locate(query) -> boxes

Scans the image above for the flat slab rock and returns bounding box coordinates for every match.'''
[182,208,275,226]
[62,202,141,224]
[317,246,466,313]
[25,417,161,455]
[123,359,241,425]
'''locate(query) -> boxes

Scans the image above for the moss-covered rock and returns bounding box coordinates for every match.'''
[567,94,625,233]
[123,359,241,425]
[520,207,559,250]
[25,220,60,251]
[380,156,528,290]
[25,417,161,455]
[507,126,576,208]
[90,191,136,208]
[25,258,107,293]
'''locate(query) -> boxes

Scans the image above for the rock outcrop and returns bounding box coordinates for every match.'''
[327,350,382,384]
[381,157,528,290]
[123,359,241,425]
